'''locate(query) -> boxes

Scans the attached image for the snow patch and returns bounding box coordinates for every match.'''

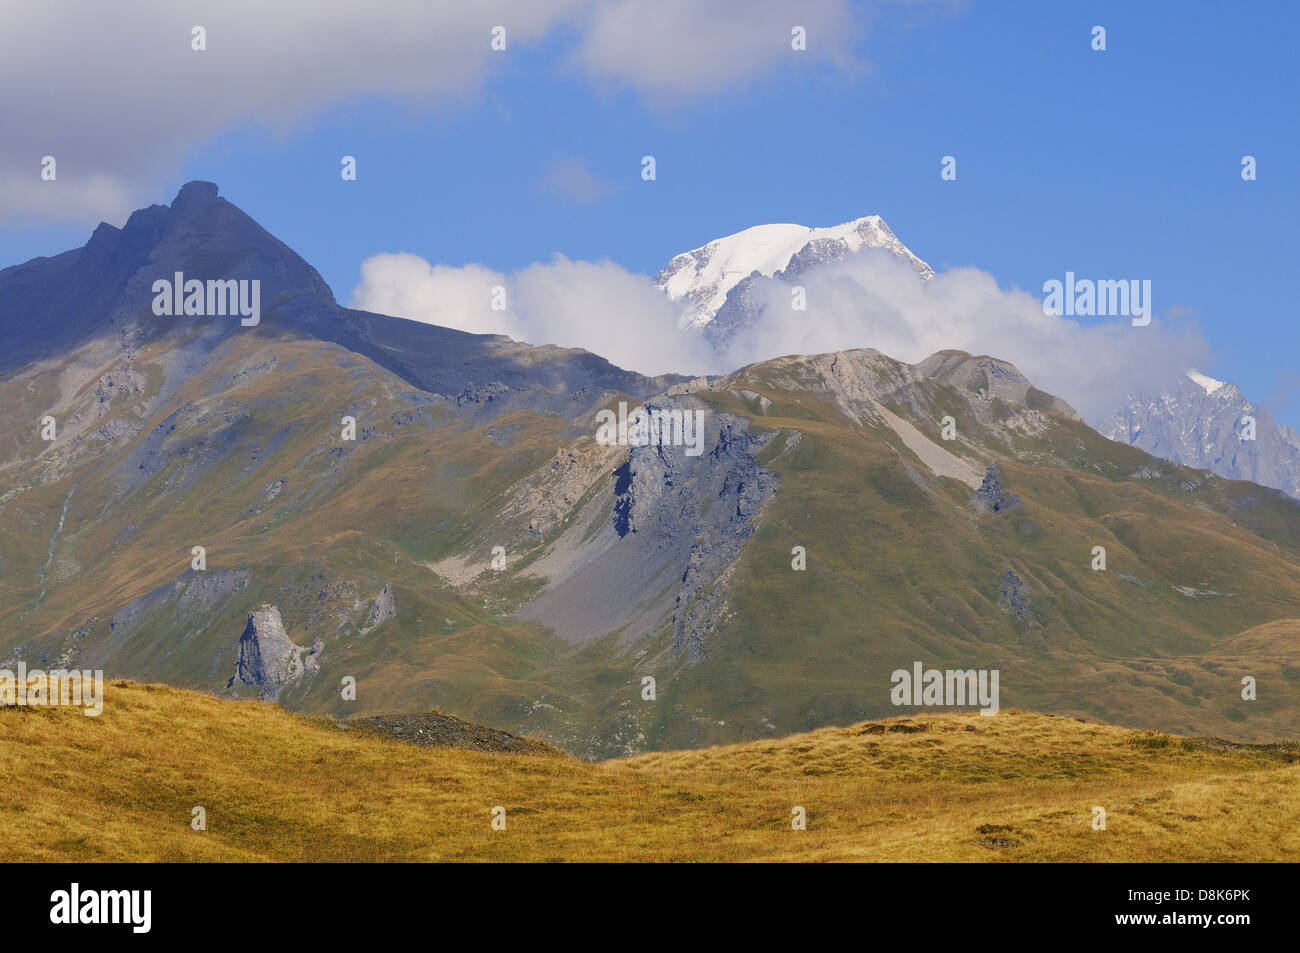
[1186,369,1226,395]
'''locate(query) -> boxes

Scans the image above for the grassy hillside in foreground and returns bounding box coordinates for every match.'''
[2,681,1298,862]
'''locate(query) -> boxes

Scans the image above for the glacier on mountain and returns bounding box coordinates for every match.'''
[655,216,933,342]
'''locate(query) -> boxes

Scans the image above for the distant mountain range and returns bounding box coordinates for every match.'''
[656,217,1300,503]
[3,184,1299,757]
[1099,371,1300,500]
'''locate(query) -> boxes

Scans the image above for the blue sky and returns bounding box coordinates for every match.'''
[3,1,1296,421]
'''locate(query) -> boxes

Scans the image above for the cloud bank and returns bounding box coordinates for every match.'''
[732,252,1211,420]
[352,252,712,377]
[352,247,1209,422]
[2,0,868,223]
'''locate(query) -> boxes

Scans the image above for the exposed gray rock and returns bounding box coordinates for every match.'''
[517,406,779,656]
[1100,372,1300,500]
[916,351,1080,421]
[1172,585,1229,599]
[605,408,780,659]
[974,463,1021,513]
[455,382,512,405]
[666,418,779,659]
[360,582,396,635]
[95,368,145,417]
[175,569,251,616]
[228,604,318,698]
[501,440,621,538]
[737,389,773,413]
[94,418,142,441]
[998,570,1032,627]
[109,568,250,635]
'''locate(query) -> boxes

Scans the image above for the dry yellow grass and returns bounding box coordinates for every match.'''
[2,681,1297,861]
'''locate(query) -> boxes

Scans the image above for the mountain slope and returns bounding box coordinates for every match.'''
[0,182,674,744]
[427,344,1300,750]
[3,184,1300,759]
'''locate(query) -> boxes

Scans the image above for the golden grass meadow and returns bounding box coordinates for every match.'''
[2,681,1297,862]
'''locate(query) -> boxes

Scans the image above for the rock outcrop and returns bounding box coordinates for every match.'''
[360,583,396,635]
[974,464,1021,513]
[516,404,782,657]
[997,570,1032,628]
[228,605,318,698]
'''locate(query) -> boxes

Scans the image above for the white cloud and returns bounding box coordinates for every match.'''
[2,1,578,223]
[568,0,861,101]
[1,0,893,224]
[0,173,135,226]
[352,254,512,338]
[510,256,712,373]
[730,251,1211,421]
[351,252,712,377]
[354,245,1209,420]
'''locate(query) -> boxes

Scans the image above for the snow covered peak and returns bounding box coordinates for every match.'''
[1186,369,1227,395]
[655,215,933,329]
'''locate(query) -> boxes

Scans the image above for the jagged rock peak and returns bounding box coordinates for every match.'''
[170,180,221,217]
[229,604,318,698]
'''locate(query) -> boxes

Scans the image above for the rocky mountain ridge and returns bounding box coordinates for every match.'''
[1100,371,1300,500]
